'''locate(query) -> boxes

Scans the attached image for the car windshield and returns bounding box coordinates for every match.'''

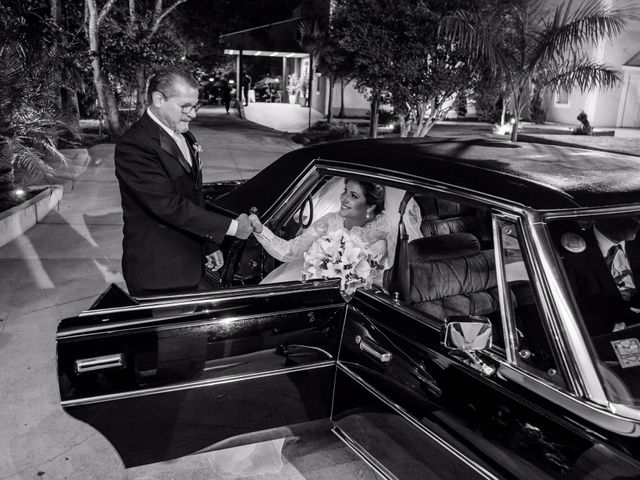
[549,212,640,407]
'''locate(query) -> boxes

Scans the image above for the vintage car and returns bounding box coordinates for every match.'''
[56,137,640,478]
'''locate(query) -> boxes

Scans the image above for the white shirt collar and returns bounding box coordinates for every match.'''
[594,226,625,256]
[147,108,183,138]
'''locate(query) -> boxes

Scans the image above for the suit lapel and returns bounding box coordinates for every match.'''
[159,129,192,175]
[183,131,201,185]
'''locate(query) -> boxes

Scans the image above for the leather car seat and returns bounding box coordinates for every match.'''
[407,233,500,320]
[414,194,491,246]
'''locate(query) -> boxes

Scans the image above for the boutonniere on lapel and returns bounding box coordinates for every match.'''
[193,142,203,155]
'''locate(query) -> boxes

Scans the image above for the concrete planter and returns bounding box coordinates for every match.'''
[0,185,63,248]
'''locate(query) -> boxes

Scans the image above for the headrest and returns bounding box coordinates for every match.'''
[409,233,480,261]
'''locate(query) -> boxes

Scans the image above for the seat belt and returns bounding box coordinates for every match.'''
[387,191,413,302]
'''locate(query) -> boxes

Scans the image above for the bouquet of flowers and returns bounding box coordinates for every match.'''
[303,229,378,295]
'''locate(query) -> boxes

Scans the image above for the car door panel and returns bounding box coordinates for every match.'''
[57,282,344,467]
[333,291,612,480]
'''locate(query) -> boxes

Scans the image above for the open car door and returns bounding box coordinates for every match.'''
[56,281,344,467]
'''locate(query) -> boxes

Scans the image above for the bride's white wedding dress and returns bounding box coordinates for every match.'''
[254,211,391,285]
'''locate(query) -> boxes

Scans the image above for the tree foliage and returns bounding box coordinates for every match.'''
[442,0,638,140]
[331,0,476,137]
[0,1,73,202]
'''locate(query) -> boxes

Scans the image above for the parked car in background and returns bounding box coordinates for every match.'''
[56,137,640,478]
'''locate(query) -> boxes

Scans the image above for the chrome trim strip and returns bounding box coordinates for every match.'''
[61,361,335,407]
[496,361,640,435]
[78,281,339,317]
[337,363,500,480]
[492,215,517,365]
[332,426,398,480]
[542,204,640,219]
[525,216,608,404]
[61,303,340,339]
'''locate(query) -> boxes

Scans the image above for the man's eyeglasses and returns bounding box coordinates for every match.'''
[180,102,202,114]
[159,92,202,113]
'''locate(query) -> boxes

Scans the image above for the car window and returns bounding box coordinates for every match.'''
[497,219,564,387]
[550,213,640,407]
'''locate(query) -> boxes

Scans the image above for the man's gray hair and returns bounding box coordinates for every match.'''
[147,66,199,104]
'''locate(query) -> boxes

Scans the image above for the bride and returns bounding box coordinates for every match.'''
[249,178,390,286]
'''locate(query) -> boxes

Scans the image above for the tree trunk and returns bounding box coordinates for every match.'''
[416,98,439,137]
[61,87,81,137]
[326,74,335,122]
[87,0,123,138]
[398,113,411,137]
[50,0,62,112]
[135,65,147,119]
[510,89,525,142]
[339,79,345,118]
[368,97,379,138]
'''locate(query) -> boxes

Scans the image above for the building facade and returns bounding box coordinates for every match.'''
[545,3,640,129]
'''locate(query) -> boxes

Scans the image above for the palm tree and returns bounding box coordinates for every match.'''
[443,0,637,141]
[0,5,71,208]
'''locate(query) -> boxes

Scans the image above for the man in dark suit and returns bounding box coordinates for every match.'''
[558,217,640,336]
[115,67,252,297]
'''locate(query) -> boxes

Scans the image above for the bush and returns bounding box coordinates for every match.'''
[311,121,333,130]
[328,122,359,140]
[377,109,396,126]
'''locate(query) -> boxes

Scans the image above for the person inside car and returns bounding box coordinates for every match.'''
[557,216,640,336]
[248,179,390,286]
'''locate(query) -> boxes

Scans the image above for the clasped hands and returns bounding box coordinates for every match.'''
[234,212,264,239]
[206,213,264,272]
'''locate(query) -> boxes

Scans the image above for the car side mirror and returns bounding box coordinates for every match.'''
[442,315,492,350]
[441,315,495,376]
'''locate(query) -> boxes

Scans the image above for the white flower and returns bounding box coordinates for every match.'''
[193,142,203,154]
[303,229,374,295]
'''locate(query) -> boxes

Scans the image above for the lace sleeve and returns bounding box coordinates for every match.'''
[362,214,391,264]
[254,214,332,262]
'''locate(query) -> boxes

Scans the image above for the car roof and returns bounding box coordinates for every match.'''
[298,137,640,210]
[216,137,640,215]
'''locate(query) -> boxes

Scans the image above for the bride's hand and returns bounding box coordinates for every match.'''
[248,213,263,234]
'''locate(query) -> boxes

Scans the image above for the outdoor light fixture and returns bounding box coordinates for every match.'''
[14,188,25,197]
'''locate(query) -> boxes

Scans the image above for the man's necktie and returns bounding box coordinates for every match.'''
[606,243,637,301]
[606,244,621,271]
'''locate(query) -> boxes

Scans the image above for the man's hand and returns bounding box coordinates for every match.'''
[205,250,224,271]
[235,213,253,239]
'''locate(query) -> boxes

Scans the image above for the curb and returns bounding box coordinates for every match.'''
[0,147,88,248]
[0,185,64,248]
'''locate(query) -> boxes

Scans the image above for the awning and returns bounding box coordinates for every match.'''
[224,49,308,58]
[219,17,307,55]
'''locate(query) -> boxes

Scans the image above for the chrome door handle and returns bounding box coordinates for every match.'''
[75,353,125,374]
[355,335,392,365]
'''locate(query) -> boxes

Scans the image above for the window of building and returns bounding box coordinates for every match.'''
[556,89,570,106]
